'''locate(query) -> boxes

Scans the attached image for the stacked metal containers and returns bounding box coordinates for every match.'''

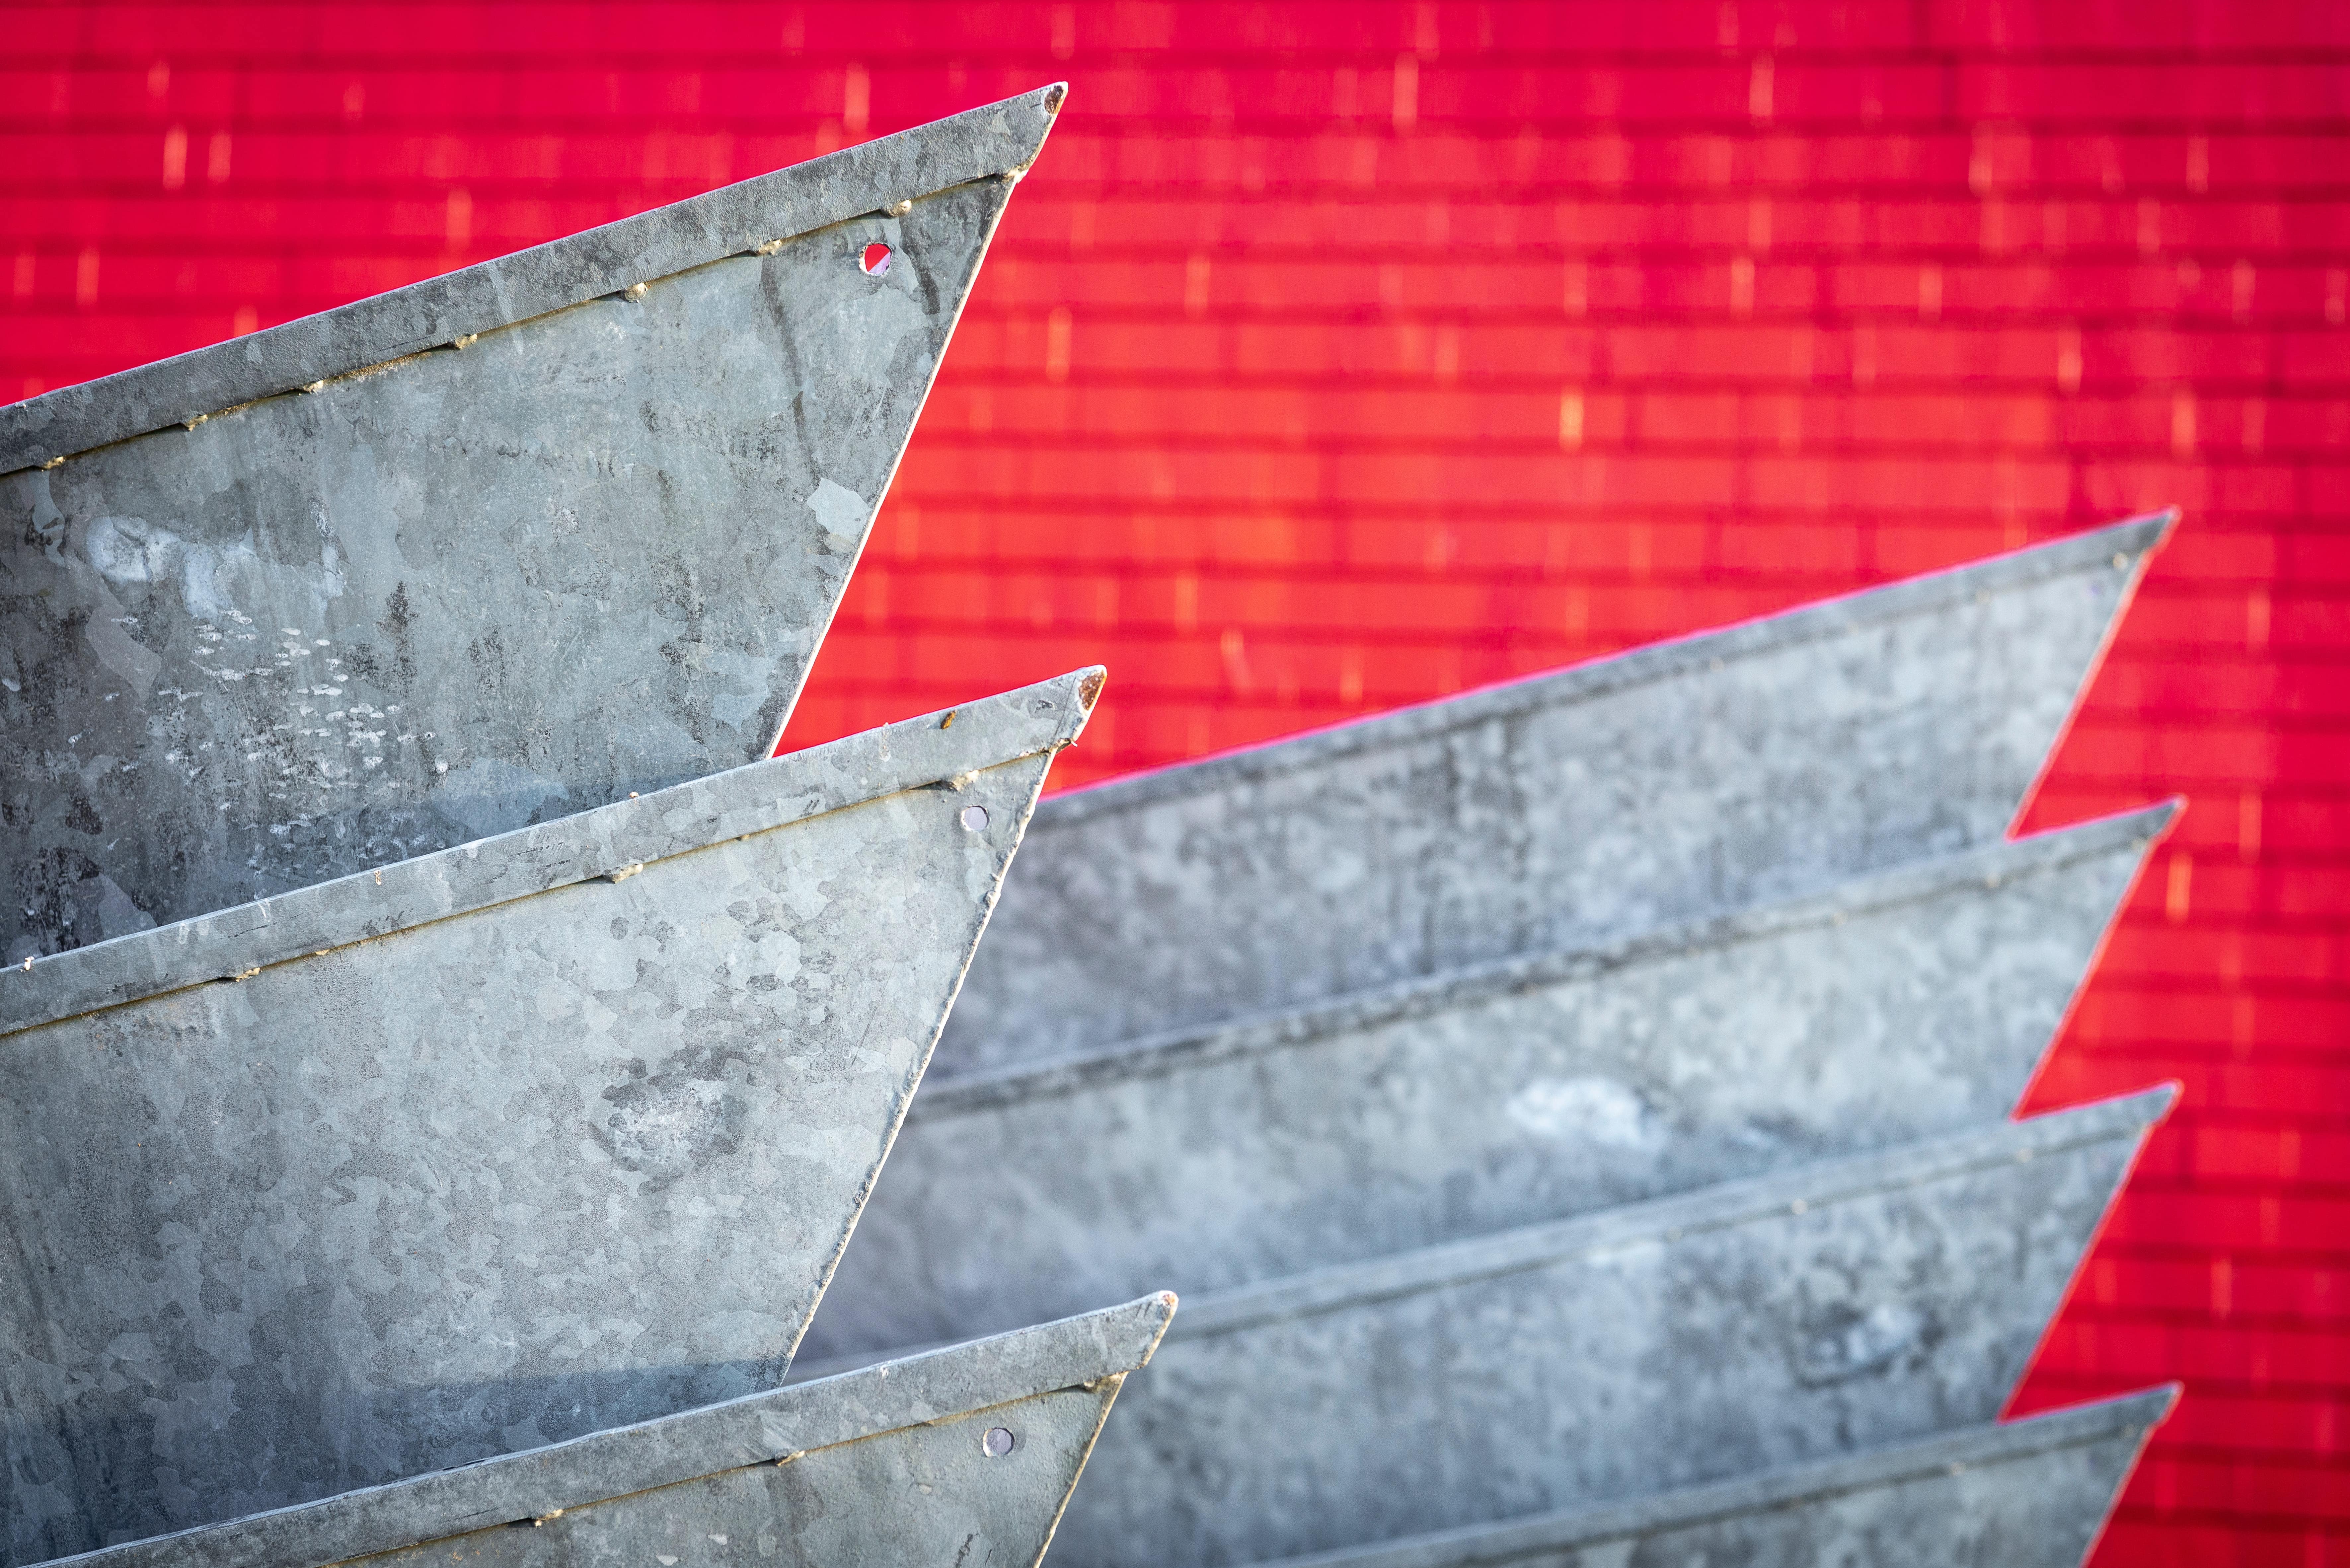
[7,72,2183,1566]
[3,88,1174,1568]
[802,513,2183,1566]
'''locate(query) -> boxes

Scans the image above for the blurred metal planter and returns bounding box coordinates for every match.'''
[1251,1387,2175,1568]
[0,668,1101,1567]
[0,85,1064,959]
[43,1294,1175,1568]
[941,512,2173,1074]
[1040,1091,2170,1568]
[805,804,2170,1356]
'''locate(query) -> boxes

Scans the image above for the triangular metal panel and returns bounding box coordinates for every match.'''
[1039,1092,2167,1568]
[0,87,1063,959]
[941,514,2171,1072]
[804,806,2167,1357]
[0,670,1100,1566]
[45,1294,1175,1568]
[1247,1387,2175,1568]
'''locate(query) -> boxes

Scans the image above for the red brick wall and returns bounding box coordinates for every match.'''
[5,5,2344,1559]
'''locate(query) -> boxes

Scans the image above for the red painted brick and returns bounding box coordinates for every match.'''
[10,11,2350,1562]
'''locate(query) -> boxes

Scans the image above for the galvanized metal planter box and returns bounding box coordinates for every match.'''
[0,669,1100,1566]
[1,86,1064,960]
[1041,1092,2169,1567]
[941,513,2172,1073]
[808,805,2170,1356]
[1253,1387,2175,1568]
[41,1294,1175,1568]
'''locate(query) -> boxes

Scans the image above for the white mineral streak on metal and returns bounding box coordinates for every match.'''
[1041,1092,2169,1567]
[1247,1386,2177,1568]
[0,670,1100,1567]
[801,802,2172,1354]
[42,1294,1175,1568]
[0,85,1066,962]
[939,512,2175,1072]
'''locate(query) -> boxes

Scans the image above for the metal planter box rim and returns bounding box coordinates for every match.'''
[1,85,1068,475]
[1033,511,2172,832]
[912,799,2179,1123]
[41,1293,1176,1568]
[1244,1385,2178,1568]
[4,665,1106,1036]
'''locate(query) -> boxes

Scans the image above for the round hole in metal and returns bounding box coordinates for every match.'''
[861,242,893,276]
[982,1426,1016,1459]
[960,805,989,832]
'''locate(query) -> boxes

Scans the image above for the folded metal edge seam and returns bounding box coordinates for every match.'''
[1,665,1104,1036]
[917,798,2178,1120]
[45,1291,1176,1568]
[1164,1086,2175,1343]
[0,85,1068,475]
[1035,509,2175,832]
[1246,1385,2181,1568]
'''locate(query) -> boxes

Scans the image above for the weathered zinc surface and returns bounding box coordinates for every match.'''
[1042,1092,2168,1568]
[1257,1387,2176,1568]
[0,86,1064,962]
[0,670,1100,1568]
[802,805,2168,1356]
[940,512,2172,1073]
[51,1294,1175,1568]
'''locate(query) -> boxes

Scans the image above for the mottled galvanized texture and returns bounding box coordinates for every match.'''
[941,512,2172,1073]
[0,673,1099,1567]
[1042,1091,2168,1568]
[803,805,2168,1359]
[1254,1387,2175,1568]
[1,89,1064,962]
[0,88,1064,474]
[2,669,1103,1033]
[50,1294,1175,1568]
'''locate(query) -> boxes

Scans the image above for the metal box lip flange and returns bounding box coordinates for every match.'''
[913,799,2180,1121]
[42,1291,1176,1568]
[1244,1384,2179,1568]
[1,664,1104,1036]
[789,1087,2175,1381]
[1162,1086,2174,1346]
[0,84,1068,476]
[1032,510,2175,833]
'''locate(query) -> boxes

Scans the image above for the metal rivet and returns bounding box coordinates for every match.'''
[960,805,989,832]
[982,1426,1016,1458]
